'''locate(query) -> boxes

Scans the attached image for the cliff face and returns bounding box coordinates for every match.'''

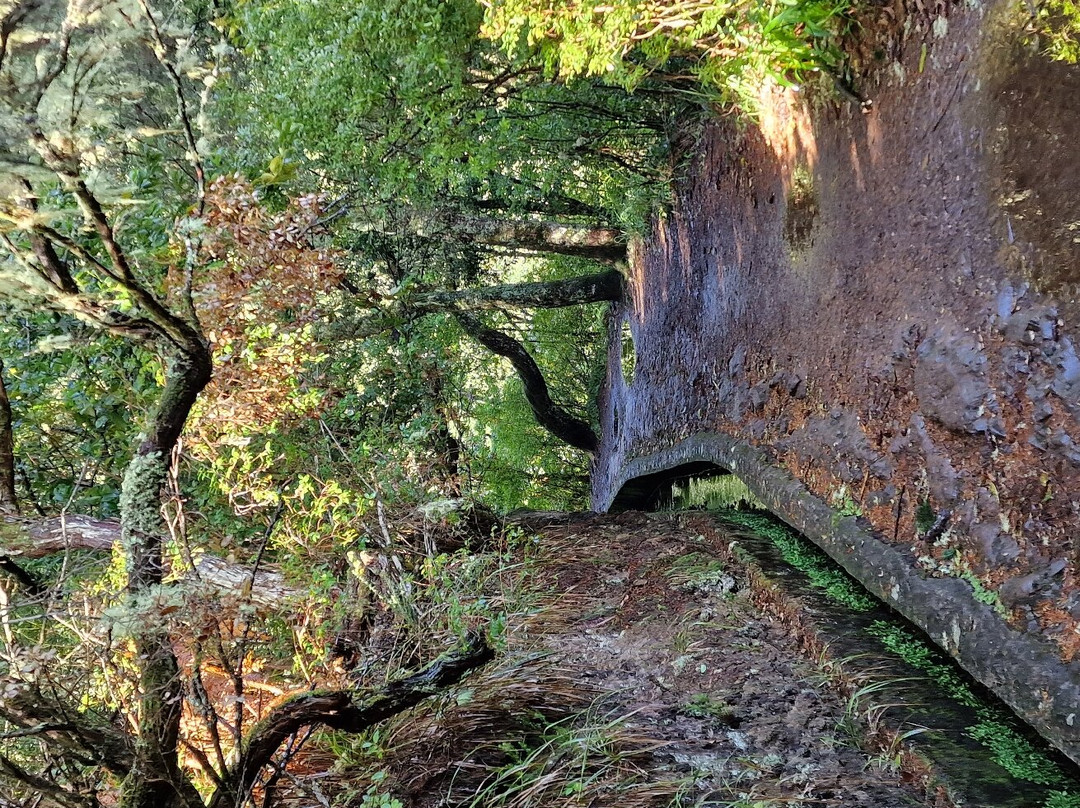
[593,0,1080,761]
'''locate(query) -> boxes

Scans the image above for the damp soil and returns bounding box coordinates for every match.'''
[702,507,1080,808]
[287,513,944,807]
[530,512,942,807]
[533,514,935,806]
[594,0,1080,658]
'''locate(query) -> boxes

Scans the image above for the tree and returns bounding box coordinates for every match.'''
[0,0,663,800]
[335,265,622,453]
[454,311,598,452]
[0,2,215,802]
[215,0,668,464]
[407,212,626,265]
[0,3,497,806]
[479,0,851,109]
[223,0,674,234]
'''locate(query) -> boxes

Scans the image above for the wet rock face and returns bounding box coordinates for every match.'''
[591,0,1080,767]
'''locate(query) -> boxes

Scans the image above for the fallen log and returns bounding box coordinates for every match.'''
[2,514,118,557]
[1,515,300,605]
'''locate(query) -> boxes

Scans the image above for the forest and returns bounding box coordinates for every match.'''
[2,0,1079,806]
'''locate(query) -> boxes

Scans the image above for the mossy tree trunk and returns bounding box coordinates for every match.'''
[414,211,626,264]
[408,269,623,314]
[117,348,212,808]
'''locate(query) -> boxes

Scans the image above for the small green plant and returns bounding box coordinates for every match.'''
[460,703,679,808]
[1045,790,1080,808]
[679,693,737,724]
[829,486,863,522]
[957,568,1008,616]
[914,501,937,534]
[359,771,403,808]
[665,552,734,595]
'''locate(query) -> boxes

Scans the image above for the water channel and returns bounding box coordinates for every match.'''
[648,473,1080,808]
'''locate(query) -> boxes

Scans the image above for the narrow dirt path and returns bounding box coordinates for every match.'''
[532,512,935,807]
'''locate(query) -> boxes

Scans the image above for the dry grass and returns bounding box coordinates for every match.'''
[280,655,680,808]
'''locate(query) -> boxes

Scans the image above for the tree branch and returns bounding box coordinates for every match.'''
[0,753,97,808]
[208,632,495,808]
[0,686,135,777]
[0,359,16,514]
[454,312,599,452]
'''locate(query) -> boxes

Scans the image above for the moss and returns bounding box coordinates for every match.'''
[867,620,1075,796]
[968,719,1068,787]
[1045,791,1080,808]
[957,568,1008,616]
[866,620,980,709]
[719,510,877,612]
[715,509,1080,804]
[119,450,168,542]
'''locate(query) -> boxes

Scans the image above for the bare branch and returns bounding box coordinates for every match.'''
[0,754,96,808]
[134,0,205,209]
[0,359,16,514]
[0,0,43,76]
[0,686,135,777]
[208,632,495,808]
[455,312,599,452]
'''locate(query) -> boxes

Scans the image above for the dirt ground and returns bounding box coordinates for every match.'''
[291,513,939,808]
[533,512,936,807]
[593,0,1080,660]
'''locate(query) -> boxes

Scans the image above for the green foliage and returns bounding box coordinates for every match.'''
[866,619,1076,798]
[866,620,981,709]
[670,474,764,511]
[968,719,1068,786]
[1046,791,1080,808]
[679,693,736,722]
[1035,0,1080,63]
[221,0,672,230]
[359,771,404,808]
[720,509,877,611]
[0,313,160,515]
[462,257,607,511]
[914,500,936,534]
[480,0,852,111]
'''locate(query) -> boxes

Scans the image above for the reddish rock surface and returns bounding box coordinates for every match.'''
[594,0,1080,661]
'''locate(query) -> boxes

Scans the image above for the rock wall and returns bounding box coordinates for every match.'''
[592,0,1080,761]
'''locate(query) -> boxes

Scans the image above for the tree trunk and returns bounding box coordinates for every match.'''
[118,347,211,808]
[454,313,599,453]
[0,514,301,605]
[417,212,626,264]
[0,359,17,515]
[344,270,623,340]
[410,269,622,314]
